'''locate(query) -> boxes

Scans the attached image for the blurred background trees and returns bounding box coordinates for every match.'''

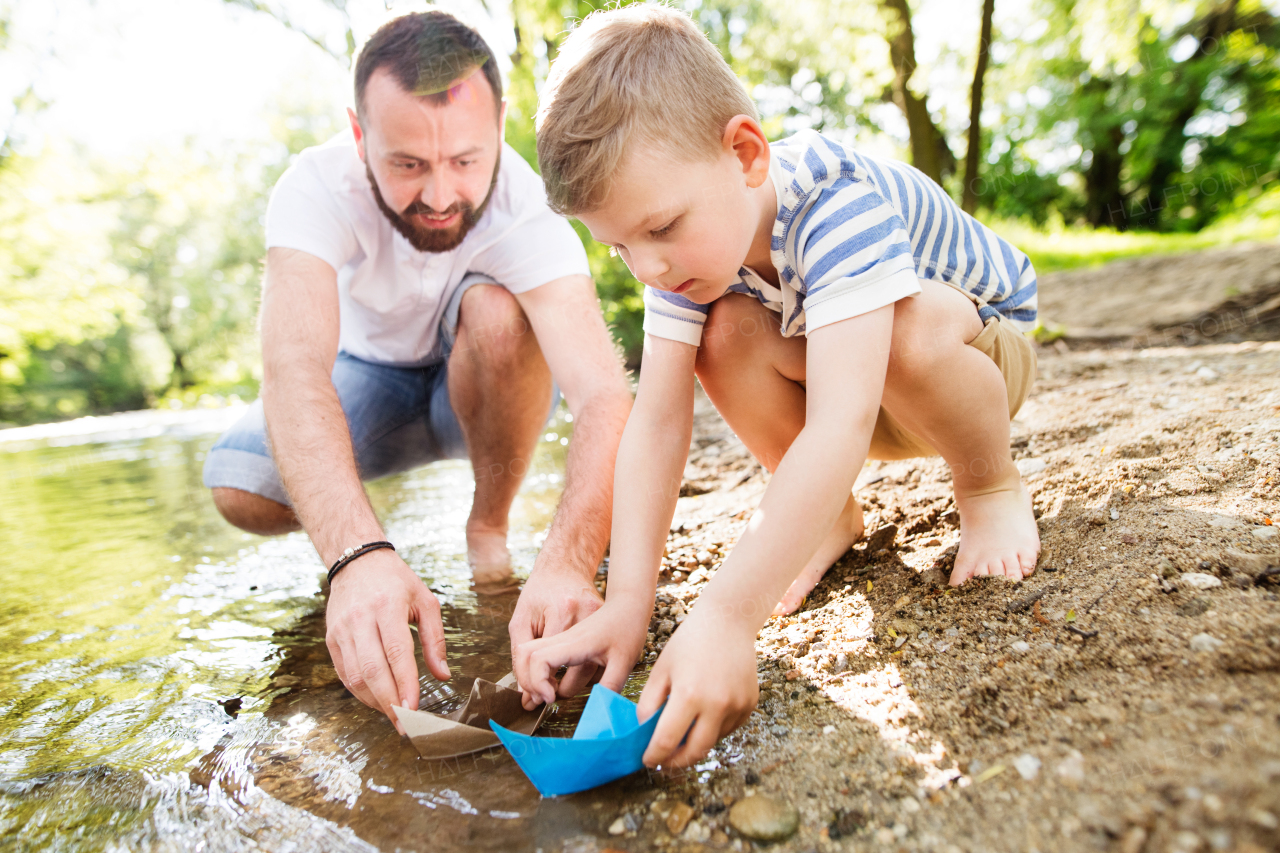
[1,0,1277,425]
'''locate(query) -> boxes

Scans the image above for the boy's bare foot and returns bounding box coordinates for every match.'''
[950,478,1040,585]
[467,525,514,585]
[774,497,865,615]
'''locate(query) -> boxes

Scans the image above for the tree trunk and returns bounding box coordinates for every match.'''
[962,0,996,213]
[880,0,956,186]
[1138,0,1238,228]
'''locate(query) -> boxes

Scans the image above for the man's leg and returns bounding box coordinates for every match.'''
[446,284,553,580]
[695,294,865,614]
[211,487,299,535]
[877,280,1039,584]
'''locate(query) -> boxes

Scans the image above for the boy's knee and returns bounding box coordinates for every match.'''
[886,286,982,382]
[211,487,299,535]
[699,294,767,366]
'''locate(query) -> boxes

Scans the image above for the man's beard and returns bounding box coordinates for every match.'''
[366,152,500,254]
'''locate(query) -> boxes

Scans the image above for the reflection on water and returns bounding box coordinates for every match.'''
[0,407,681,851]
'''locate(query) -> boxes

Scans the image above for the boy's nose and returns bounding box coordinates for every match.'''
[628,249,669,286]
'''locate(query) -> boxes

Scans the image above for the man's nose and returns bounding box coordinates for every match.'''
[420,174,458,212]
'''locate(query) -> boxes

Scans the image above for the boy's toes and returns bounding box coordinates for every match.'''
[1002,556,1025,582]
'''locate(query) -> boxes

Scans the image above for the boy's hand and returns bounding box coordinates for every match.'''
[508,565,605,701]
[512,600,649,710]
[637,610,759,769]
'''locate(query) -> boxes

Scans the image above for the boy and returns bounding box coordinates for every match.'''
[513,5,1040,769]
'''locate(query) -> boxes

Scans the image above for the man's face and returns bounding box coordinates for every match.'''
[351,66,504,253]
[576,147,759,305]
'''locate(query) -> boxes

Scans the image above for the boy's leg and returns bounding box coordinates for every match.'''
[695,294,865,613]
[879,280,1039,584]
[446,283,553,581]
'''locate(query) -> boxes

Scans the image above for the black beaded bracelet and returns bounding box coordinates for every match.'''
[327,540,395,586]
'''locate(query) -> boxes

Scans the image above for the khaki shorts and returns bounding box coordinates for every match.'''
[869,313,1038,460]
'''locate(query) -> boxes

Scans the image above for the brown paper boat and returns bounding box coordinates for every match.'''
[391,673,550,760]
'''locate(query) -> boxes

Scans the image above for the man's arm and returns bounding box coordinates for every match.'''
[508,274,634,696]
[261,247,450,731]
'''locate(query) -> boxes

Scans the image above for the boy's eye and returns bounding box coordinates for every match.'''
[651,218,679,238]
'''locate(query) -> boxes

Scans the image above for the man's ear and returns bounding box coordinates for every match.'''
[722,115,770,189]
[347,107,366,161]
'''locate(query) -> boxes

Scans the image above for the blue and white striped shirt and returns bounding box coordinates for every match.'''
[642,130,1038,346]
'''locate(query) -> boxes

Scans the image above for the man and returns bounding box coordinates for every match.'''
[201,10,632,733]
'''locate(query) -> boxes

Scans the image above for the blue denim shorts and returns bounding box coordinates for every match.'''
[202,274,557,506]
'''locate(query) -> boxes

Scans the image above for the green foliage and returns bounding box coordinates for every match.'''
[980,0,1280,230]
[0,104,339,425]
[6,0,1280,423]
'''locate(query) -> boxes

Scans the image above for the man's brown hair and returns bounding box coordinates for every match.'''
[354,10,503,119]
[535,4,758,216]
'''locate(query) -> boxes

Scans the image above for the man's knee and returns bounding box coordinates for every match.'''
[456,284,536,364]
[211,487,300,536]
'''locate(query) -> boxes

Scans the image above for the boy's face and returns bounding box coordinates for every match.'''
[577,146,762,304]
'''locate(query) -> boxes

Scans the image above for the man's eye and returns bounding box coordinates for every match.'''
[456,159,475,167]
[396,162,419,170]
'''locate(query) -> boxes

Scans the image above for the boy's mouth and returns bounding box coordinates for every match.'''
[672,279,694,294]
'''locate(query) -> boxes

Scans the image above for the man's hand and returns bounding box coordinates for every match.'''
[512,599,649,711]
[324,549,451,733]
[508,566,608,706]
[636,609,759,769]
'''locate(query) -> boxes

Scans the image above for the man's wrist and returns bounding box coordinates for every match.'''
[530,546,601,583]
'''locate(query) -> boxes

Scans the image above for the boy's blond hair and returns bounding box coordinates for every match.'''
[536,4,758,216]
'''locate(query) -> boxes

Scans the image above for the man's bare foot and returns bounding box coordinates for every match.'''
[950,480,1040,585]
[774,497,865,615]
[466,525,514,586]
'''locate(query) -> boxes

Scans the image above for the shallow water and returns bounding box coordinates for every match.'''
[0,407,667,852]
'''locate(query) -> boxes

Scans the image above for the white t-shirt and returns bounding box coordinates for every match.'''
[265,131,591,366]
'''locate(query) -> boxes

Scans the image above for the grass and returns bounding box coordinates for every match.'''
[983,186,1280,274]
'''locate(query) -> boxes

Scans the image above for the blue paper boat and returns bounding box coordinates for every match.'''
[490,683,663,797]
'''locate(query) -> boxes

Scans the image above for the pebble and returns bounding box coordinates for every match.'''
[683,819,711,842]
[1253,526,1278,541]
[608,813,640,835]
[1055,750,1085,785]
[1189,633,1223,653]
[664,802,695,836]
[1010,641,1032,654]
[728,795,800,842]
[1016,458,1047,476]
[1248,808,1279,830]
[1013,753,1041,780]
[1196,366,1220,380]
[769,725,790,737]
[1181,572,1222,589]
[822,725,836,734]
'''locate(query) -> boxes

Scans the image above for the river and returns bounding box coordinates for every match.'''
[0,405,656,851]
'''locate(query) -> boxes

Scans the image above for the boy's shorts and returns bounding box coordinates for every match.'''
[870,312,1037,460]
[201,273,559,506]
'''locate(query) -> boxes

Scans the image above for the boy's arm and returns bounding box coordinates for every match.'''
[513,333,697,706]
[637,304,895,768]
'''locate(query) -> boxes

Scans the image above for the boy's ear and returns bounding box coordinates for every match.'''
[722,115,770,189]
